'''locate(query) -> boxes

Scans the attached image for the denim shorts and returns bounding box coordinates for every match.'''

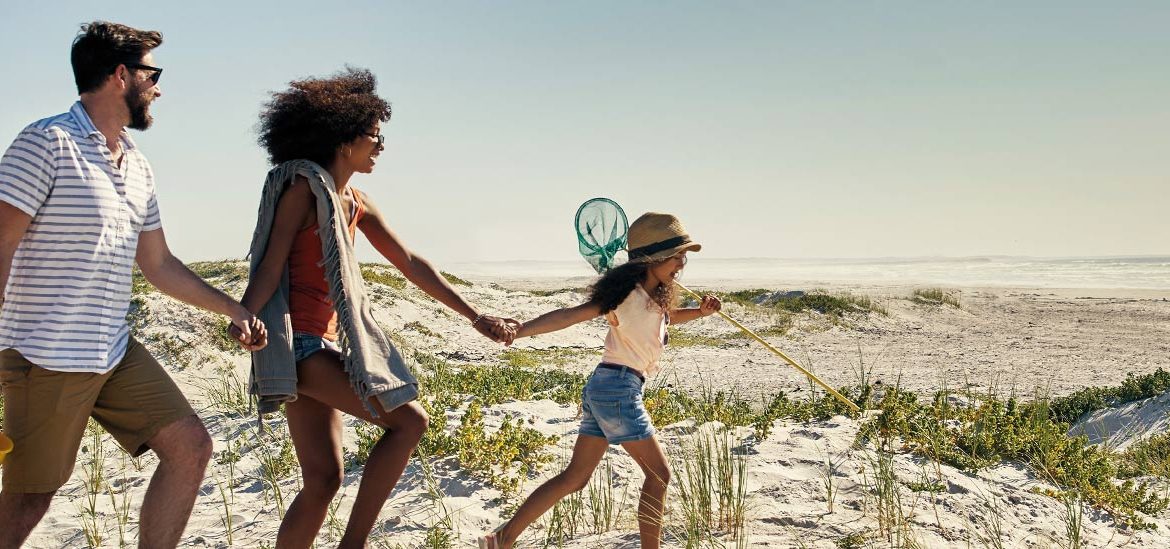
[579,364,655,445]
[292,332,341,362]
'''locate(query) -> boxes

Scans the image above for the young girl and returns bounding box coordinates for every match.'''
[242,68,514,549]
[479,212,722,549]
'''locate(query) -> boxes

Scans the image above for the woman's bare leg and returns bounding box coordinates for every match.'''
[292,351,429,549]
[276,393,344,548]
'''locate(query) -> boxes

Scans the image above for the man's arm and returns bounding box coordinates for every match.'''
[0,127,59,312]
[135,228,266,350]
[0,202,33,312]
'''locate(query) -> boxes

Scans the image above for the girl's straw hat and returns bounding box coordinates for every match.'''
[627,212,702,263]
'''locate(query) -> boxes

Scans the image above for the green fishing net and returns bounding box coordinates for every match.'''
[575,198,629,274]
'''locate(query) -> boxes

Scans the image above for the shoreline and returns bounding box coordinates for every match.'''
[472,274,1170,299]
[453,274,1170,402]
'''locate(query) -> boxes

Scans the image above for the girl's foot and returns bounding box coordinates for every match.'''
[478,523,505,549]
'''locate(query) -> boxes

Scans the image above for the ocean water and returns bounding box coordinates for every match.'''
[448,256,1170,290]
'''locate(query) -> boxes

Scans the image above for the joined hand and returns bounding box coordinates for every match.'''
[229,315,269,351]
[474,314,519,346]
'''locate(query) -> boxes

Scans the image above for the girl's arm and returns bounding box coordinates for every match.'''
[240,178,314,313]
[669,295,722,325]
[356,192,512,341]
[516,301,603,338]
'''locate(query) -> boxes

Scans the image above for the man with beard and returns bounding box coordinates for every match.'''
[0,22,267,548]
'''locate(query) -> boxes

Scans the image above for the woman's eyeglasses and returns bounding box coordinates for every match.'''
[364,133,385,146]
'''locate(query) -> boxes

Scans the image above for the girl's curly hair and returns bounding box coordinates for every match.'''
[587,260,678,315]
[258,67,391,166]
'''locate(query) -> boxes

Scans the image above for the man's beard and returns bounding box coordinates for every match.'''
[125,84,153,130]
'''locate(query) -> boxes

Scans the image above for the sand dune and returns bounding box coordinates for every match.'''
[6,262,1170,548]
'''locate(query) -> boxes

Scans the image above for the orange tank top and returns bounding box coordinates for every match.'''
[288,189,366,341]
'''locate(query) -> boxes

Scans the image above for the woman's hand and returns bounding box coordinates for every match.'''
[228,314,269,351]
[474,315,518,346]
[699,295,722,317]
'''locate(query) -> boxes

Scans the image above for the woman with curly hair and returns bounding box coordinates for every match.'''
[479,212,723,549]
[240,68,515,548]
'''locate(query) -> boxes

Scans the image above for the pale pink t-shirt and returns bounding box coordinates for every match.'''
[600,285,668,375]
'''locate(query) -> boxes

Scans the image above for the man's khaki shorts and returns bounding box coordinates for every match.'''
[0,337,195,493]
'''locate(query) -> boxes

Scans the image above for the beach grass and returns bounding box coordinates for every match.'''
[361,263,408,290]
[188,260,251,287]
[970,489,1007,549]
[671,429,751,544]
[721,319,792,340]
[1119,432,1170,479]
[666,326,725,348]
[645,383,863,440]
[714,288,889,318]
[195,362,252,418]
[527,287,586,297]
[498,347,599,369]
[131,266,154,295]
[403,320,442,339]
[912,288,962,309]
[440,271,472,287]
[415,350,589,407]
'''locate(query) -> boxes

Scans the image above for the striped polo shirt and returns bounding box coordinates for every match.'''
[0,101,161,373]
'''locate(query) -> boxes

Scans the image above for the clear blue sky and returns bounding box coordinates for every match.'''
[2,1,1167,263]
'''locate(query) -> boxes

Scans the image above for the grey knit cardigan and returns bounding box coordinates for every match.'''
[247,159,418,416]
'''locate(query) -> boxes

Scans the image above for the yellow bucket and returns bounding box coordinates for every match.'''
[0,432,12,465]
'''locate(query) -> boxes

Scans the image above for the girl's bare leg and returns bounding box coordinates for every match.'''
[621,436,671,549]
[493,435,609,548]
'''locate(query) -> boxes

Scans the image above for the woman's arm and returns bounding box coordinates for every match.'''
[356,192,512,341]
[240,178,314,313]
[516,302,603,338]
[669,295,722,325]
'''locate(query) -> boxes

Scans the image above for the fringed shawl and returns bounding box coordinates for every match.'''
[247,160,418,416]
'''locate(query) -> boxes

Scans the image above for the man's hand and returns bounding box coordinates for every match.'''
[228,308,268,351]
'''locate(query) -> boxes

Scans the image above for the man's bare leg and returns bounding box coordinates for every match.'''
[0,491,55,549]
[136,414,213,549]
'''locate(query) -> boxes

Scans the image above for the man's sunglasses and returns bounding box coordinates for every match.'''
[124,63,163,85]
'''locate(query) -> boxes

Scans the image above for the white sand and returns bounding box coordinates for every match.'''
[1071,393,1170,451]
[6,265,1170,548]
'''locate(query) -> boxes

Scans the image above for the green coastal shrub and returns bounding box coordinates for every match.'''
[858,378,1170,529]
[715,289,887,317]
[360,264,408,290]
